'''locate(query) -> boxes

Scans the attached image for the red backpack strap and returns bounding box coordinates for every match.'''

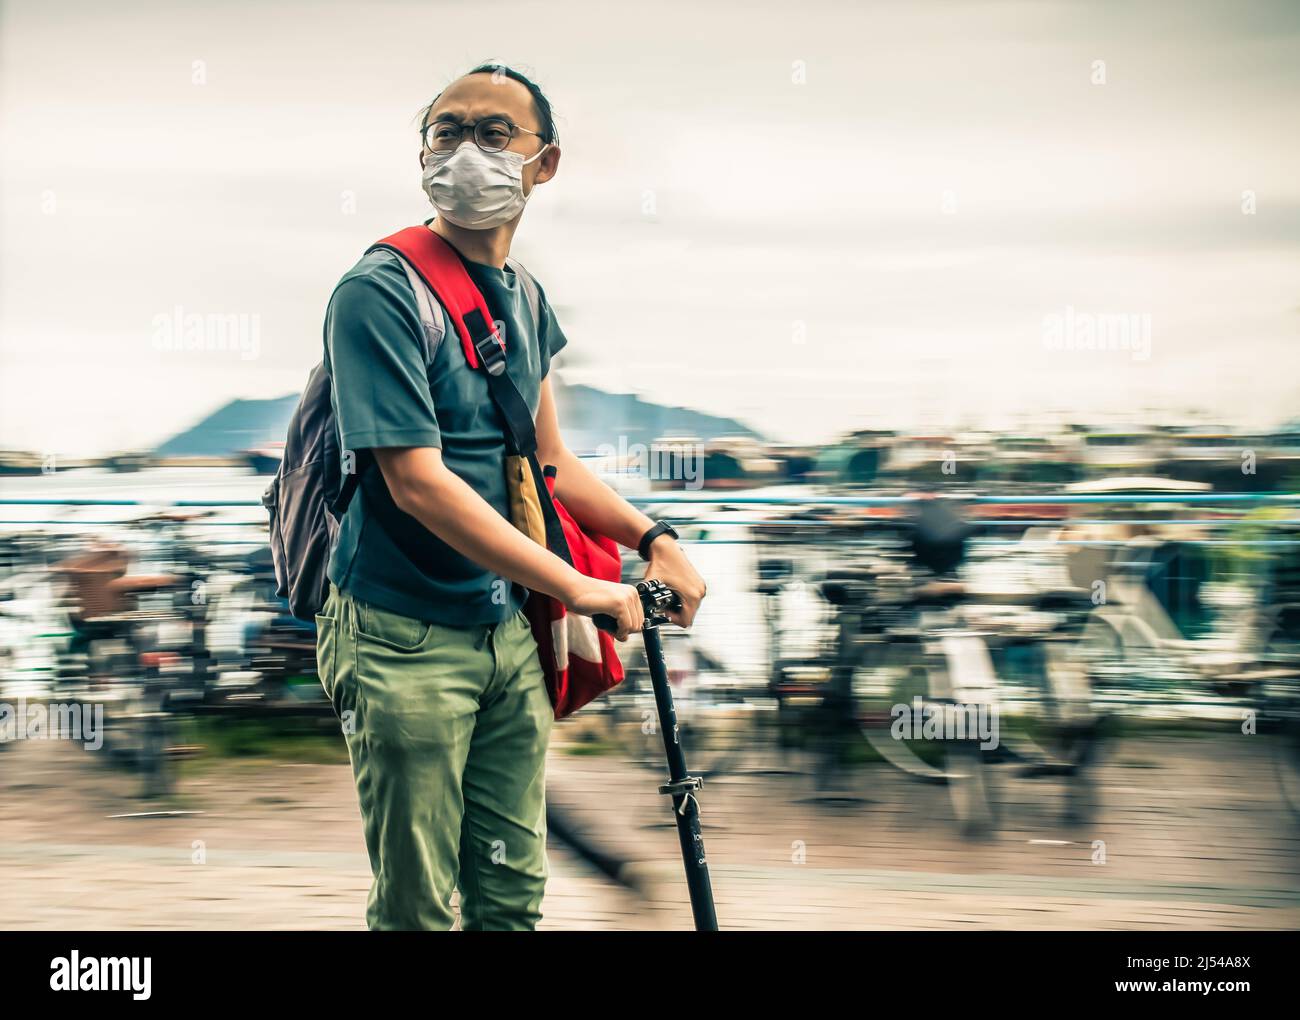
[367,225,537,458]
[368,226,505,374]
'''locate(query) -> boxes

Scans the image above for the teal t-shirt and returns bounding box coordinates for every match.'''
[323,236,568,627]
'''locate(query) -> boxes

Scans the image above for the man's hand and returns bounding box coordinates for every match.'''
[644,537,707,628]
[564,577,645,642]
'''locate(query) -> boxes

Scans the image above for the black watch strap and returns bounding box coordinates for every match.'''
[637,520,679,561]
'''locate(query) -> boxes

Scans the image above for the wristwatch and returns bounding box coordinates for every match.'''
[637,520,679,561]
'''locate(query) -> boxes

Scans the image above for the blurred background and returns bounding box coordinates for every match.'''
[1,0,1298,929]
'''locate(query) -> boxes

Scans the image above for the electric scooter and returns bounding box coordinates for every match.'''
[595,579,720,931]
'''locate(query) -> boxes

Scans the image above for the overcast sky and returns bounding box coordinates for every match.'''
[2,0,1298,456]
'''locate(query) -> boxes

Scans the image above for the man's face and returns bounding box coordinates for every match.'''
[422,72,559,193]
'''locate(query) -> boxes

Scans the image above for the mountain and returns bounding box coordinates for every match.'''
[551,382,763,454]
[152,377,762,457]
[154,395,300,457]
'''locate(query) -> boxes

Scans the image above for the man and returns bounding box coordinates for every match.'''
[315,64,707,931]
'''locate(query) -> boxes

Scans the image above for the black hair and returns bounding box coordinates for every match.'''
[419,63,558,145]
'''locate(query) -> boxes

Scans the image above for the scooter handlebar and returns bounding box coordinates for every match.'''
[592,579,681,633]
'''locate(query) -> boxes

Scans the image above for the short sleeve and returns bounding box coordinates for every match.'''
[325,264,442,454]
[533,276,569,379]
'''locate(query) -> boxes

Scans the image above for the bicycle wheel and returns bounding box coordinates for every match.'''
[600,641,753,779]
[944,740,997,838]
[854,638,950,780]
[1277,713,1300,821]
[1264,652,1300,820]
[995,636,1105,824]
[853,636,997,835]
[137,709,175,799]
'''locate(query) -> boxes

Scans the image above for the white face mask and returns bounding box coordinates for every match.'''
[421,141,549,230]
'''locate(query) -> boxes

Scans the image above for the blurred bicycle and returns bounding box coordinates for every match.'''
[761,497,1104,835]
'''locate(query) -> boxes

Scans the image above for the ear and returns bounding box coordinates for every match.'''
[531,144,561,187]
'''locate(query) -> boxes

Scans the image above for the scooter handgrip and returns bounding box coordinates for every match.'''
[591,581,682,634]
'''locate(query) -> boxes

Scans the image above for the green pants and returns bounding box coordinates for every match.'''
[315,584,555,930]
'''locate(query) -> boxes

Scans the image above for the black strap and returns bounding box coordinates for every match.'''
[528,446,573,567]
[485,367,537,457]
[330,451,369,517]
[438,244,539,460]
[637,520,676,561]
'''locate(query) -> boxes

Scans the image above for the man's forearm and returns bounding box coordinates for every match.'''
[548,446,656,550]
[545,443,707,627]
[378,448,586,603]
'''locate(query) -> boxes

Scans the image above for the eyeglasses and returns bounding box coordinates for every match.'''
[421,117,547,155]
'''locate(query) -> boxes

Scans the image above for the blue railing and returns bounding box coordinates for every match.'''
[1,492,1298,509]
[3,493,1299,547]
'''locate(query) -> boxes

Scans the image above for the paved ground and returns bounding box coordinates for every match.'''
[1,726,1298,930]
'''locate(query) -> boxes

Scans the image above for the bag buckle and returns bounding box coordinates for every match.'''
[466,310,507,376]
[475,330,507,376]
